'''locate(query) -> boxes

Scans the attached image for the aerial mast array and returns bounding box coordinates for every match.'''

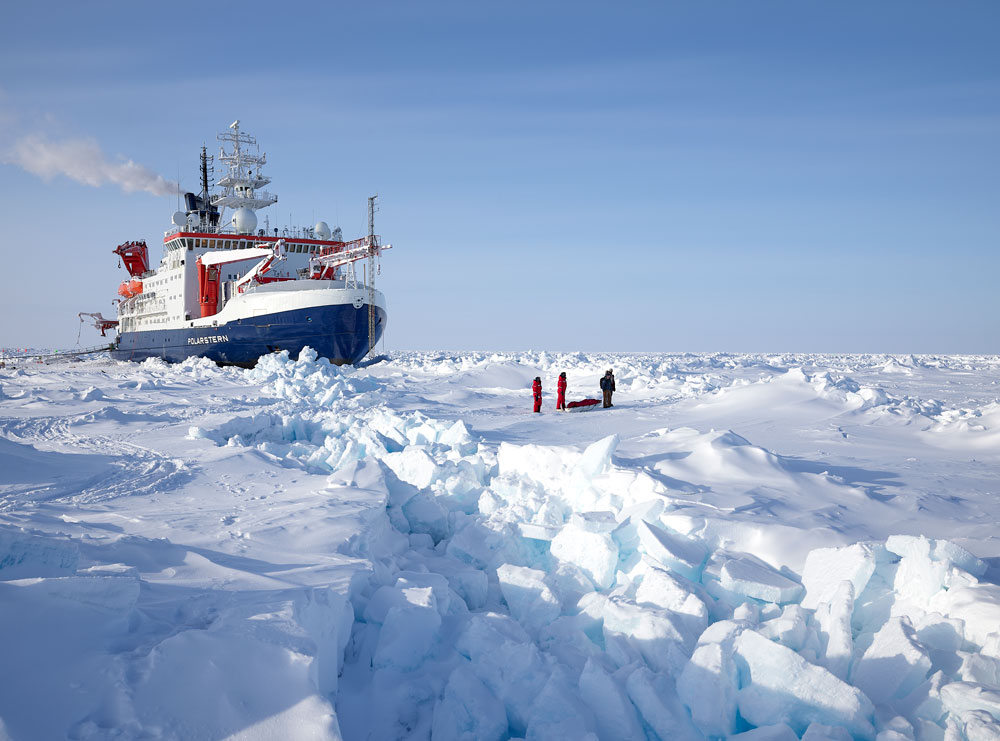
[367,195,379,358]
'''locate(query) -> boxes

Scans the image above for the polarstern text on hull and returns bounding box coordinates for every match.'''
[81,120,393,367]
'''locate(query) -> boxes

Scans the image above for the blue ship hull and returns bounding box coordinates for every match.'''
[111,304,386,367]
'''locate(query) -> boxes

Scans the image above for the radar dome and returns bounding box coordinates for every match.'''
[171,211,186,227]
[314,221,332,240]
[232,207,258,234]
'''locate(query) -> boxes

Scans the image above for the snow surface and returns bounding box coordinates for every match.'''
[1,350,999,740]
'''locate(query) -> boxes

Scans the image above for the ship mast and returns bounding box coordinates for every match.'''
[367,195,379,357]
[212,120,278,225]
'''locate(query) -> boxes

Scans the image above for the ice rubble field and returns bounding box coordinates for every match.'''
[1,352,1000,740]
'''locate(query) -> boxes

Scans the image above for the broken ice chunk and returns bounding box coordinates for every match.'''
[729,725,798,741]
[815,580,854,681]
[381,447,440,489]
[569,510,617,533]
[677,620,746,737]
[625,666,702,741]
[721,557,804,604]
[431,664,507,741]
[372,586,442,671]
[601,596,693,676]
[915,613,966,654]
[801,543,877,610]
[929,584,1000,647]
[573,434,619,479]
[851,617,932,705]
[734,629,876,739]
[401,492,449,543]
[0,529,79,579]
[550,524,619,590]
[517,522,559,541]
[446,521,503,569]
[525,666,598,741]
[635,519,707,581]
[801,722,853,740]
[438,420,477,455]
[497,563,561,632]
[886,535,986,578]
[578,658,644,740]
[395,572,466,616]
[940,682,1000,723]
[635,562,709,639]
[959,652,1000,687]
[931,540,987,578]
[876,715,917,741]
[456,613,549,735]
[759,605,811,652]
[958,709,1000,740]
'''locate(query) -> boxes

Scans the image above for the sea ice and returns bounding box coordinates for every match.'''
[759,605,811,652]
[635,519,707,581]
[720,556,805,604]
[801,543,877,610]
[852,616,933,705]
[445,520,504,569]
[634,561,709,638]
[929,584,1000,647]
[625,666,702,740]
[573,434,619,480]
[959,652,1000,687]
[815,580,855,680]
[550,524,619,590]
[455,613,549,735]
[381,447,440,490]
[496,563,561,632]
[729,725,799,740]
[734,629,876,739]
[939,682,1000,723]
[959,710,1000,740]
[677,620,746,737]
[886,535,987,578]
[0,528,79,579]
[578,658,644,740]
[372,586,442,671]
[431,665,507,741]
[601,595,693,675]
[524,666,598,741]
[801,721,853,740]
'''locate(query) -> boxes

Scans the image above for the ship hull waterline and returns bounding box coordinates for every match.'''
[111,303,386,367]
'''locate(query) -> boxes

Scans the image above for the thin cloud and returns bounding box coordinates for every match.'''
[3,133,179,197]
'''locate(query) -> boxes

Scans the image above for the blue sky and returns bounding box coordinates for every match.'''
[2,1,998,352]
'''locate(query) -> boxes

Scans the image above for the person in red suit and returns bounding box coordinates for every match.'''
[532,377,542,413]
[556,372,567,411]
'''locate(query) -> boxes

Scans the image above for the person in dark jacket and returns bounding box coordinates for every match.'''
[556,372,567,411]
[600,369,616,408]
[532,376,542,413]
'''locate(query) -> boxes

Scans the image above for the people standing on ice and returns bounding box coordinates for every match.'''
[601,369,616,408]
[532,376,542,413]
[556,372,567,411]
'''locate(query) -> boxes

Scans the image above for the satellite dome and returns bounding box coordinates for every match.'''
[314,221,332,240]
[171,211,186,227]
[232,207,258,234]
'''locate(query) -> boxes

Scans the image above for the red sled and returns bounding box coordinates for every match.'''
[566,398,602,412]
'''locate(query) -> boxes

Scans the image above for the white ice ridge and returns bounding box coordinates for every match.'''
[2,349,1000,739]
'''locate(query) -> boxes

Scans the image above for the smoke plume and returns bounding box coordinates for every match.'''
[3,133,179,197]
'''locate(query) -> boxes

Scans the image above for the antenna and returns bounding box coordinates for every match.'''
[366,194,379,358]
